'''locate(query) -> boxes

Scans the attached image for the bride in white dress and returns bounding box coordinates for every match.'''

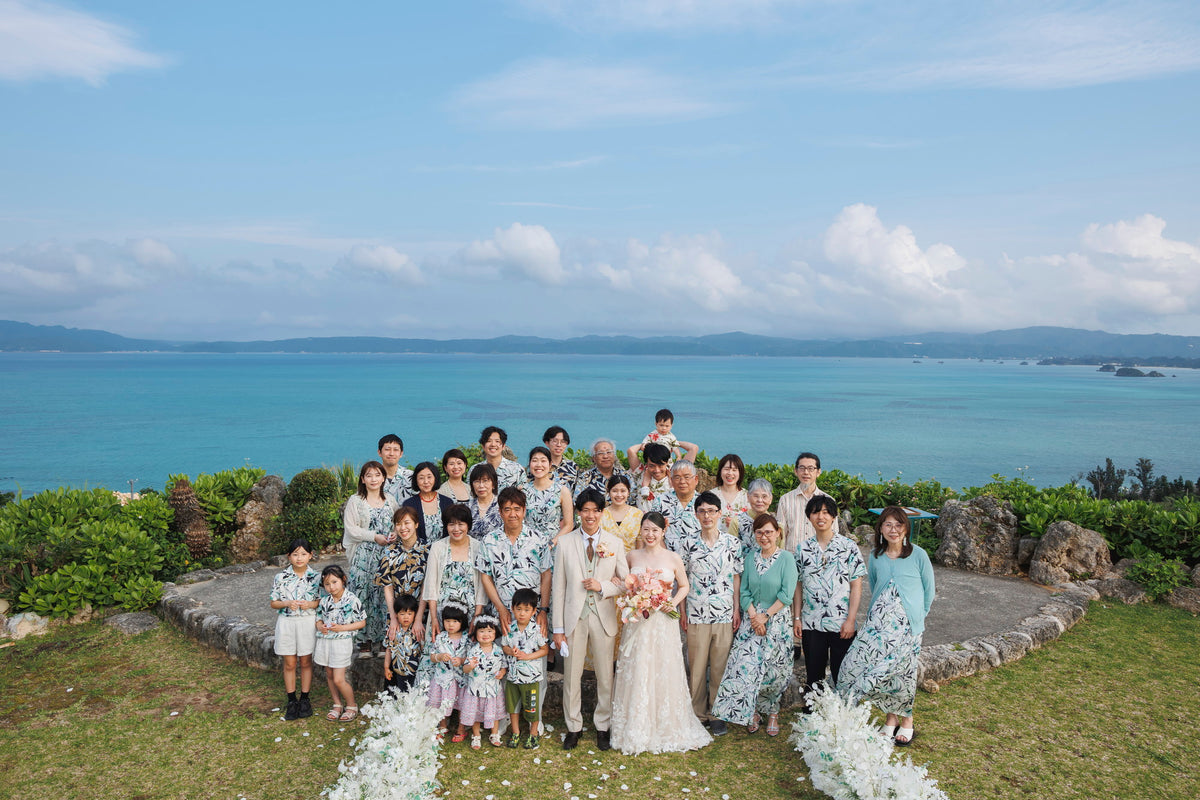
[610,512,713,755]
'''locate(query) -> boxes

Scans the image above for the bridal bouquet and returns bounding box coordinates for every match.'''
[616,572,679,623]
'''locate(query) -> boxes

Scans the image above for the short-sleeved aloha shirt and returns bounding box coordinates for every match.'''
[463,642,507,698]
[680,533,744,624]
[796,534,867,632]
[270,566,320,617]
[384,467,414,504]
[494,458,527,490]
[651,490,701,554]
[374,541,430,598]
[385,626,423,677]
[502,620,548,684]
[316,590,365,640]
[474,525,552,610]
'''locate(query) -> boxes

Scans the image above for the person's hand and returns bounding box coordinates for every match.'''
[450,656,464,667]
[553,633,566,651]
[316,620,328,634]
[384,667,393,680]
[793,618,803,638]
[387,619,399,641]
[839,618,856,639]
[375,533,389,545]
[732,609,741,631]
[466,657,478,671]
[498,606,513,633]
[412,618,425,641]
[679,616,688,632]
[537,609,548,636]
[582,577,602,592]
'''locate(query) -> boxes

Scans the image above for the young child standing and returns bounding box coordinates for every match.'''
[269,538,321,720]
[314,565,366,722]
[459,615,508,749]
[626,408,699,471]
[500,588,549,749]
[427,602,470,742]
[383,593,423,695]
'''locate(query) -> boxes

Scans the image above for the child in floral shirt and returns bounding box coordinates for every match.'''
[315,565,366,721]
[501,588,549,749]
[459,615,508,749]
[269,538,321,721]
[383,593,423,695]
[427,602,471,742]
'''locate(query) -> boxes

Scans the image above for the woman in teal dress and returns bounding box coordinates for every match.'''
[712,513,798,737]
[342,460,399,652]
[836,505,936,747]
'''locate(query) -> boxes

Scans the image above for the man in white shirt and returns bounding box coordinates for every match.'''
[775,452,838,553]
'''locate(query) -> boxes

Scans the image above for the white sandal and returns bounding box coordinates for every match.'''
[470,733,482,750]
[895,727,915,746]
[882,724,896,739]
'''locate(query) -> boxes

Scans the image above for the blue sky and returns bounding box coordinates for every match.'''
[2,0,1199,340]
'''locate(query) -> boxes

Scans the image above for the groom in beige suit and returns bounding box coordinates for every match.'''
[552,488,629,751]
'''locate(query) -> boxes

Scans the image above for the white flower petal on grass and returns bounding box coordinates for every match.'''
[170,711,178,716]
[274,737,282,742]
[502,780,511,786]
[270,706,278,711]
[563,782,572,791]
[621,785,629,791]
[478,764,486,770]
[462,780,470,786]
[534,757,541,764]
[689,771,697,776]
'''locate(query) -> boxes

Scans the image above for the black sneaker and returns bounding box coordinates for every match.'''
[710,720,728,736]
[297,696,313,719]
[284,699,300,721]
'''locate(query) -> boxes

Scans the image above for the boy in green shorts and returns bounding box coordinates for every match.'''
[501,588,549,748]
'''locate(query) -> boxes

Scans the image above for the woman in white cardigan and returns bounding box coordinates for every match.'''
[422,503,486,637]
[342,460,399,651]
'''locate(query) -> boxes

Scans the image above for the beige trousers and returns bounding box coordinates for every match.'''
[562,612,616,733]
[686,621,733,720]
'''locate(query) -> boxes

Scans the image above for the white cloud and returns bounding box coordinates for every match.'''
[462,222,567,284]
[338,244,423,284]
[823,203,965,289]
[622,233,752,312]
[0,239,153,312]
[1081,214,1200,263]
[128,237,180,268]
[450,58,726,129]
[0,0,167,85]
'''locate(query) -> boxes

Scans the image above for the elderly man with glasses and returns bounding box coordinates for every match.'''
[576,438,631,501]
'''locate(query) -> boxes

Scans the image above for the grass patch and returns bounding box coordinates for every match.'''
[0,602,1196,799]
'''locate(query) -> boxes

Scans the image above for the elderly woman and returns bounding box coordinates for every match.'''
[467,462,503,540]
[377,506,431,642]
[437,448,472,502]
[712,513,798,737]
[837,506,935,747]
[543,425,578,492]
[576,438,630,500]
[422,504,485,636]
[343,460,399,652]
[736,479,774,550]
[401,461,454,544]
[714,454,750,534]
[524,446,574,545]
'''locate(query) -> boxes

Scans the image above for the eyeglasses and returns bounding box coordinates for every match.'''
[696,508,720,515]
[594,449,615,456]
[796,465,819,472]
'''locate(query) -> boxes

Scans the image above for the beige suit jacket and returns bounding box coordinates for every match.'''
[552,528,629,639]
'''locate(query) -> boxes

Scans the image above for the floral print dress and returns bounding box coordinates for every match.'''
[836,581,922,717]
[523,480,563,543]
[347,502,395,645]
[711,551,795,725]
[468,496,502,540]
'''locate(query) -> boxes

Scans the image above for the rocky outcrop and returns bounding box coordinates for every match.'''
[852,524,876,548]
[1091,576,1146,604]
[230,474,286,563]
[106,611,161,635]
[1192,564,1200,588]
[1017,536,1038,572]
[1166,586,1200,614]
[3,611,49,640]
[933,497,1021,574]
[1110,558,1137,578]
[1029,521,1112,585]
[695,468,716,494]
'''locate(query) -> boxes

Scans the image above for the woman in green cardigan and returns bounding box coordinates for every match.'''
[712,513,798,736]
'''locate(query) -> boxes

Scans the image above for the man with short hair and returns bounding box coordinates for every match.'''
[650,460,701,553]
[577,438,631,501]
[776,452,837,553]
[552,488,629,751]
[480,426,527,490]
[635,442,673,511]
[680,491,742,736]
[377,434,413,504]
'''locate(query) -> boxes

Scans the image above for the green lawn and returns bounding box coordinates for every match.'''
[0,601,1195,799]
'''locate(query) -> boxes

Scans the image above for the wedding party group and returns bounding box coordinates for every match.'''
[267,410,936,757]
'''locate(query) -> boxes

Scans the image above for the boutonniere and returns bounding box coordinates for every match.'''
[596,541,615,559]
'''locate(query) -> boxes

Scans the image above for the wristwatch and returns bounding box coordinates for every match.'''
[539,606,550,613]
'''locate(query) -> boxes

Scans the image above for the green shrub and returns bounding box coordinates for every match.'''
[164,465,265,563]
[284,468,339,507]
[1125,552,1190,600]
[0,488,169,617]
[263,468,347,556]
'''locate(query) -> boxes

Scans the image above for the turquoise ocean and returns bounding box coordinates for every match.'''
[2,353,1197,495]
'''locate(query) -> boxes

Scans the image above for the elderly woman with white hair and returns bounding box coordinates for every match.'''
[736,479,774,550]
[576,438,630,501]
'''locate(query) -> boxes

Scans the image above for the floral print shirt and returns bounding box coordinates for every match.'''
[736,511,760,554]
[680,533,744,624]
[316,590,365,640]
[374,541,430,597]
[468,496,503,540]
[474,526,553,610]
[650,490,701,554]
[385,626,423,677]
[796,534,867,632]
[270,566,320,617]
[494,458,527,490]
[641,430,681,460]
[551,459,579,494]
[635,472,673,512]
[577,465,632,502]
[502,620,548,684]
[429,631,470,689]
[463,642,506,698]
[384,467,414,504]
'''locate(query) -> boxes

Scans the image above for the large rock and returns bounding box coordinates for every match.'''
[230,475,286,563]
[4,611,49,640]
[1029,521,1112,585]
[1016,537,1038,572]
[1166,587,1200,614]
[1110,558,1138,578]
[106,612,161,635]
[1092,576,1146,604]
[1192,564,1200,588]
[933,497,1021,575]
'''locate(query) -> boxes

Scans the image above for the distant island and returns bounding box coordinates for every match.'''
[2,319,1199,362]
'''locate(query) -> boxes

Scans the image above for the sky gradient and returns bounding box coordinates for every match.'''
[2,0,1198,340]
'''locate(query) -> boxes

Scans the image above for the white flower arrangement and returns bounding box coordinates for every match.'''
[790,684,948,800]
[323,686,444,800]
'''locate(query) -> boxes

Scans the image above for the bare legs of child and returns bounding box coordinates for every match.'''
[325,666,357,721]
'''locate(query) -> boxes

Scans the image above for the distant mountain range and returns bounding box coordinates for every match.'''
[2,320,1198,361]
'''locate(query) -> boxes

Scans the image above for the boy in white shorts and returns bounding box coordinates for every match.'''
[270,538,321,720]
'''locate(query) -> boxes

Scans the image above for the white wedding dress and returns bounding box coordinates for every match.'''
[609,568,713,755]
